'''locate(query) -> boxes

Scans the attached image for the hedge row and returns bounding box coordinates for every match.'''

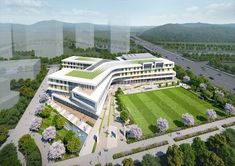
[174,127,219,142]
[113,140,168,159]
[222,121,235,128]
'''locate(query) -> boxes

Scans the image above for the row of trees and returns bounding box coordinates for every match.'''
[175,65,235,107]
[115,128,235,166]
[0,143,21,166]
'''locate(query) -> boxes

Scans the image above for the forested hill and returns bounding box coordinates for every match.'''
[139,23,235,43]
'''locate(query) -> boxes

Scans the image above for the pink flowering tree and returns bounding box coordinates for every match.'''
[205,109,217,121]
[35,105,43,115]
[42,126,56,141]
[30,117,42,131]
[182,113,194,126]
[224,103,235,115]
[156,117,169,132]
[183,76,190,83]
[48,141,65,160]
[126,125,142,140]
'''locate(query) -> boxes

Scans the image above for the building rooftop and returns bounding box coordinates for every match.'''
[121,53,155,60]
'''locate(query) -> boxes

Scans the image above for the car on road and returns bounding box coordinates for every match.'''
[186,66,191,69]
[217,73,221,76]
[209,76,214,80]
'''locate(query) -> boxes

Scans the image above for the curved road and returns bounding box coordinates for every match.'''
[131,36,235,94]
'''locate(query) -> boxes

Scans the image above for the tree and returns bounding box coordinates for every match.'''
[167,144,184,166]
[203,90,213,99]
[30,117,42,131]
[191,137,208,165]
[179,143,195,166]
[223,128,235,148]
[34,105,43,115]
[39,106,51,118]
[217,145,235,166]
[141,154,160,166]
[53,115,65,130]
[206,134,227,154]
[122,158,134,166]
[0,143,21,166]
[224,103,235,115]
[199,83,207,90]
[64,130,75,144]
[0,126,8,144]
[182,113,194,126]
[156,117,169,132]
[203,151,225,166]
[205,109,217,121]
[42,126,56,141]
[183,76,190,83]
[120,110,129,123]
[66,136,80,153]
[48,141,65,160]
[126,125,142,140]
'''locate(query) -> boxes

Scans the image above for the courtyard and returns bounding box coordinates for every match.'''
[120,87,226,135]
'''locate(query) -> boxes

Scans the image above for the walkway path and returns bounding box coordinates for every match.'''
[50,116,235,166]
[0,66,59,166]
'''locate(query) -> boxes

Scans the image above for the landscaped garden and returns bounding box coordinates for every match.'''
[119,87,227,135]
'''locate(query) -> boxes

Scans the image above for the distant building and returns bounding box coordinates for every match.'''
[108,25,130,54]
[75,23,94,49]
[0,24,13,59]
[26,21,63,58]
[12,24,27,52]
[0,78,19,109]
[0,59,41,80]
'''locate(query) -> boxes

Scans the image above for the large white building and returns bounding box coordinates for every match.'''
[47,53,176,119]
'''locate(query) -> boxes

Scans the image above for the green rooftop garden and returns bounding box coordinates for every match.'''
[66,69,103,79]
[76,56,98,62]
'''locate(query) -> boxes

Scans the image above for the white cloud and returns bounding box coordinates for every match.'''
[4,0,47,8]
[186,6,199,12]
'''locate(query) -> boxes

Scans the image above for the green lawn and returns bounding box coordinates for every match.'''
[120,87,226,135]
[66,69,103,79]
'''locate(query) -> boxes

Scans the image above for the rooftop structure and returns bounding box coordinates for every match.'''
[47,53,176,119]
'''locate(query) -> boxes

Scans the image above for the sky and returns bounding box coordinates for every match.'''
[0,0,234,26]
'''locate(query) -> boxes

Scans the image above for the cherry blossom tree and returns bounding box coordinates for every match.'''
[48,141,65,160]
[35,105,43,115]
[205,109,217,121]
[215,90,224,97]
[182,113,194,126]
[199,83,207,90]
[126,125,142,139]
[183,76,190,83]
[156,117,169,132]
[42,126,56,141]
[224,103,235,115]
[30,117,42,131]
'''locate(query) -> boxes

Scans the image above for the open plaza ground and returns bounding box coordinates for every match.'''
[120,87,226,135]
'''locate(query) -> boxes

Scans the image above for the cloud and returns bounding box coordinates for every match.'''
[4,0,47,8]
[185,6,199,12]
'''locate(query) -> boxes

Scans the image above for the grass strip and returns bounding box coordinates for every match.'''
[173,127,219,142]
[112,140,168,159]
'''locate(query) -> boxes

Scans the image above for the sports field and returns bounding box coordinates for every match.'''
[120,87,226,135]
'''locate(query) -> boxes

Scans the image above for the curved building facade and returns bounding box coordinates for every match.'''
[47,53,176,119]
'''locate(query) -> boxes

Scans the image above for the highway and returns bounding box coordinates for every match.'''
[131,36,235,94]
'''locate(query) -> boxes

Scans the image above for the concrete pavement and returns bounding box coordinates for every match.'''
[0,66,59,166]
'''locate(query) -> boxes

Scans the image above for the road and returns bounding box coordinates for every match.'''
[0,66,59,166]
[131,36,235,94]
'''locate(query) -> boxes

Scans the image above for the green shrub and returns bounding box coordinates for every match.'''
[0,125,8,145]
[0,143,21,166]
[18,134,42,166]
